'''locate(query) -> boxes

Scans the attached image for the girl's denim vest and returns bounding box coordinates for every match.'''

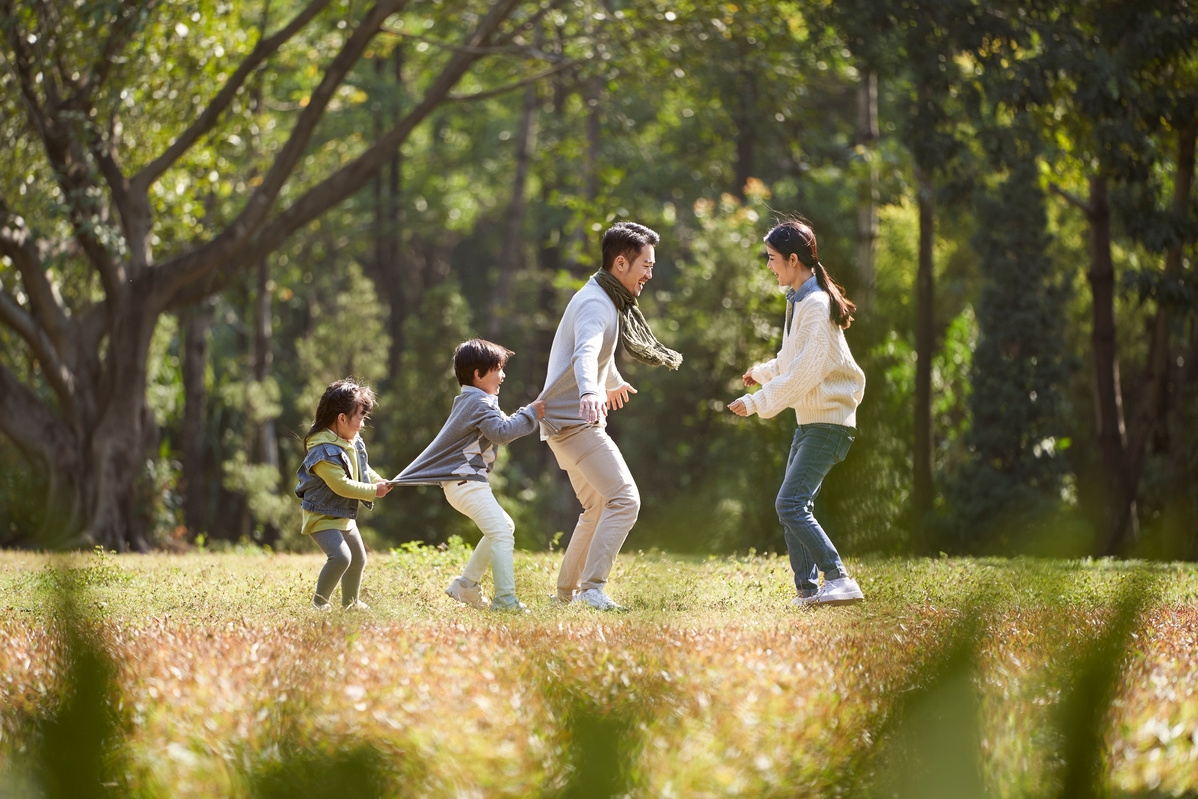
[295,437,375,519]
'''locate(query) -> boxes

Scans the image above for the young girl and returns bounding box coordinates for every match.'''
[295,379,392,610]
[729,217,867,607]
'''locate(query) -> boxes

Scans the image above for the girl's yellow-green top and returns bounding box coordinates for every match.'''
[300,429,383,536]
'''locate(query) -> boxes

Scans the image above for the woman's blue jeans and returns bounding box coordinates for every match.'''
[776,423,856,594]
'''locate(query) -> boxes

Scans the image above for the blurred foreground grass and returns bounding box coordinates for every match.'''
[1,545,1196,797]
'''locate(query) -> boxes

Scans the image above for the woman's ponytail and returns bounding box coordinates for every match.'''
[765,217,856,330]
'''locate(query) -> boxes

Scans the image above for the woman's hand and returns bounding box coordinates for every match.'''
[374,481,393,498]
[729,399,749,417]
[742,368,758,387]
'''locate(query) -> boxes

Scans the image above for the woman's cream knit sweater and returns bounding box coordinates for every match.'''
[737,289,865,427]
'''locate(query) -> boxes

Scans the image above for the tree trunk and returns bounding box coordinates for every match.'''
[181,301,213,539]
[732,72,758,199]
[85,308,158,552]
[373,45,407,376]
[1107,120,1196,554]
[1085,175,1136,554]
[912,163,936,545]
[252,256,280,545]
[855,70,879,311]
[489,81,538,339]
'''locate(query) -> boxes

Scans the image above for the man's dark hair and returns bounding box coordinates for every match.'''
[601,221,659,271]
[453,338,515,386]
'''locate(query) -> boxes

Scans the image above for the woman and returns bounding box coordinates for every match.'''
[729,217,866,607]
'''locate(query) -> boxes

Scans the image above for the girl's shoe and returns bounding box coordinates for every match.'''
[312,599,332,612]
[446,577,490,609]
[343,600,370,611]
[804,577,864,607]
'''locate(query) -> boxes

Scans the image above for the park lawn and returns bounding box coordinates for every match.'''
[1,545,1197,798]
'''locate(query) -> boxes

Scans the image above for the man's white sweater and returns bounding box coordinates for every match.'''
[738,289,865,427]
[539,277,626,437]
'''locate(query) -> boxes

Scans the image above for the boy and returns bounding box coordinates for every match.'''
[391,339,544,612]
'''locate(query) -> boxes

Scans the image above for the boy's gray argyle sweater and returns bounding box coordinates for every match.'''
[391,386,538,485]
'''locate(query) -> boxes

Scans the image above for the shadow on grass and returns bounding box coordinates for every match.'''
[14,578,127,798]
[833,577,1158,799]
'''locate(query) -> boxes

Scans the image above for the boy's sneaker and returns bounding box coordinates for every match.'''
[805,577,864,607]
[490,597,531,614]
[343,600,370,611]
[574,587,626,612]
[446,577,490,609]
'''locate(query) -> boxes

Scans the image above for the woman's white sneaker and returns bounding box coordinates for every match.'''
[805,577,864,606]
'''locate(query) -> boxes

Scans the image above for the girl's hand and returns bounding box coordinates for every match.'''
[742,368,758,387]
[374,481,393,498]
[729,399,749,417]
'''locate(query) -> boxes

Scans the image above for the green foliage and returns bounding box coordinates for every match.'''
[944,136,1077,552]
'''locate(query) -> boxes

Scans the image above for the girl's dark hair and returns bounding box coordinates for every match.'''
[305,379,376,445]
[454,338,514,386]
[765,217,856,329]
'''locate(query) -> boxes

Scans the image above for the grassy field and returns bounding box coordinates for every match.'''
[2,544,1197,798]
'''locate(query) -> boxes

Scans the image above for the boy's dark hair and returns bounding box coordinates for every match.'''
[305,379,376,445]
[601,221,659,271]
[454,338,514,386]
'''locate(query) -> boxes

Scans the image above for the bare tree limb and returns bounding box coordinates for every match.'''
[0,360,78,473]
[130,0,335,193]
[156,0,410,301]
[3,4,123,295]
[447,59,576,102]
[162,0,525,308]
[0,200,69,347]
[0,287,76,406]
[1049,182,1093,216]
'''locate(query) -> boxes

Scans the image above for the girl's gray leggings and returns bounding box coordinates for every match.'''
[311,524,367,607]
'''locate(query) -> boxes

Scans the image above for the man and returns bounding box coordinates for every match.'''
[539,221,682,610]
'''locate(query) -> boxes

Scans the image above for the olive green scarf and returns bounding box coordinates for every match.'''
[593,270,683,370]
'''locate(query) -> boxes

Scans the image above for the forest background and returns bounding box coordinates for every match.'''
[1,0,1195,562]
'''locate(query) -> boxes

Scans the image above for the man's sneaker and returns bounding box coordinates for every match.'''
[805,576,865,607]
[490,597,531,614]
[549,590,576,606]
[446,577,490,609]
[343,599,370,611]
[573,587,626,612]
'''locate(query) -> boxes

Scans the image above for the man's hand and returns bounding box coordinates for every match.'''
[579,393,605,424]
[742,368,758,387]
[729,399,749,417]
[375,481,393,497]
[606,382,637,411]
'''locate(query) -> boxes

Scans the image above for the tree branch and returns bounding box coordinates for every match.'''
[447,59,577,103]
[0,360,78,473]
[3,4,122,295]
[1049,182,1093,216]
[0,286,76,407]
[130,0,335,193]
[154,0,411,302]
[161,0,525,309]
[0,200,69,347]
